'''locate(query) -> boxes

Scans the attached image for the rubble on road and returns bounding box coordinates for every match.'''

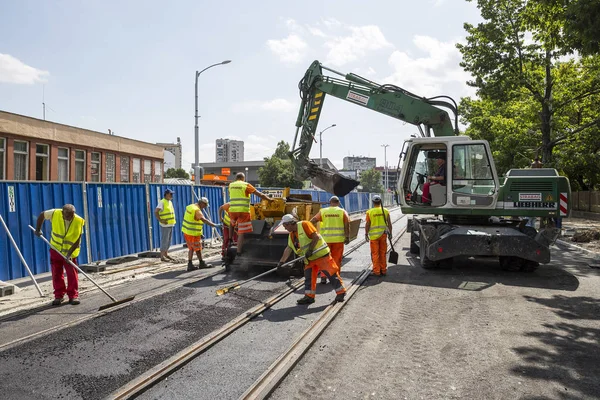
[560,217,600,253]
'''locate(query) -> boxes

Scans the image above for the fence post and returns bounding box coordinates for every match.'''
[81,182,92,263]
[145,183,153,251]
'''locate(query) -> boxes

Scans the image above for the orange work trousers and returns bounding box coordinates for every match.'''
[320,242,344,279]
[370,234,388,275]
[305,254,346,299]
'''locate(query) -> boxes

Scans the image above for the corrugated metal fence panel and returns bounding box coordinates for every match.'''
[86,183,149,262]
[149,184,194,248]
[0,182,87,281]
[194,185,226,239]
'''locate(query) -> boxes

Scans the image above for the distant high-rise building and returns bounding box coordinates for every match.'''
[157,137,182,171]
[343,156,376,174]
[215,138,244,162]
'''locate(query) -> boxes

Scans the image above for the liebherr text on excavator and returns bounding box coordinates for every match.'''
[290,60,571,271]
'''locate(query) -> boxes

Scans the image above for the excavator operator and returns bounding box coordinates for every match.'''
[422,153,446,204]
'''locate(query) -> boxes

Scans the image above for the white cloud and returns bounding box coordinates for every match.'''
[266,34,308,64]
[0,53,49,84]
[383,35,474,98]
[232,98,296,113]
[306,26,327,38]
[324,25,392,67]
[321,18,342,30]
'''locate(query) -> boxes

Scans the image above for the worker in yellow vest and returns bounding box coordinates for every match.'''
[365,195,393,276]
[154,188,176,262]
[278,214,346,305]
[228,172,273,256]
[35,204,85,306]
[310,195,350,284]
[218,202,238,260]
[182,197,220,271]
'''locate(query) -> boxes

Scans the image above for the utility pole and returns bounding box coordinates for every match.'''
[381,144,389,191]
[42,85,45,120]
[319,124,337,167]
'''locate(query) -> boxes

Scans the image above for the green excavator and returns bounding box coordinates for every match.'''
[290,60,571,271]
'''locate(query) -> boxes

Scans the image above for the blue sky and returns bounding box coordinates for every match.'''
[0,0,482,170]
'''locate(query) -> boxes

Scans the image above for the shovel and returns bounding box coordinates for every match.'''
[29,225,135,311]
[216,244,327,296]
[379,202,398,264]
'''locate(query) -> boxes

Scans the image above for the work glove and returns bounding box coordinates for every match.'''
[365,234,369,243]
[34,230,42,237]
[277,261,284,268]
[344,237,350,245]
[305,249,314,258]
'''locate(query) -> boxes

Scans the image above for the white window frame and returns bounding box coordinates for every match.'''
[132,158,141,183]
[0,137,5,180]
[120,155,130,182]
[105,153,115,182]
[154,160,162,183]
[91,152,101,182]
[143,159,152,183]
[74,149,86,181]
[13,140,29,180]
[57,147,70,181]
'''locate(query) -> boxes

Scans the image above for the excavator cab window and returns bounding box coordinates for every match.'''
[452,144,495,195]
[403,144,447,205]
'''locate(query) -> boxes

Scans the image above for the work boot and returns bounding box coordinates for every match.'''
[69,298,80,305]
[297,296,315,305]
[320,277,328,285]
[335,293,346,303]
[52,298,64,306]
[187,261,199,272]
[199,260,213,269]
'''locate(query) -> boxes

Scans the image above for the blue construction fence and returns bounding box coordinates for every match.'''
[0,181,392,281]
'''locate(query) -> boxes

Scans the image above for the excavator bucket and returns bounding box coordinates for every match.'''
[309,166,360,197]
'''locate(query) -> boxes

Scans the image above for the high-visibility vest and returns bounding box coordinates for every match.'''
[181,204,204,237]
[159,198,176,225]
[288,222,330,265]
[366,207,389,240]
[50,210,85,258]
[320,207,345,243]
[223,209,231,227]
[228,181,251,213]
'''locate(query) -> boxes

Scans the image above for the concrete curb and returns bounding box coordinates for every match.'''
[556,238,600,259]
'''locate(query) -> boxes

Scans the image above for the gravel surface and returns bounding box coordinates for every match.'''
[271,233,600,399]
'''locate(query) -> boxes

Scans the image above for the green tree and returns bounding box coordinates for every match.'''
[164,168,190,179]
[258,141,303,188]
[358,169,384,193]
[457,0,600,170]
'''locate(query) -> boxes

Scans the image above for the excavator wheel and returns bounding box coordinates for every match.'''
[521,260,539,272]
[499,256,523,272]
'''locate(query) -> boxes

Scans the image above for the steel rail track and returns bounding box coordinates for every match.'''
[108,212,406,400]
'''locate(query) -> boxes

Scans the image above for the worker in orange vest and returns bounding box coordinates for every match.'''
[365,195,393,276]
[310,195,350,284]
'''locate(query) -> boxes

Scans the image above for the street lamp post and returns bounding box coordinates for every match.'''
[381,144,389,191]
[319,124,337,167]
[194,60,232,185]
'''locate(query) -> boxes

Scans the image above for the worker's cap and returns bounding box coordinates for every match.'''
[281,214,298,224]
[164,188,174,195]
[433,153,445,160]
[372,195,382,203]
[199,197,209,205]
[329,195,340,202]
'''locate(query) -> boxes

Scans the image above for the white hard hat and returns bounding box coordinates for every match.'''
[372,195,382,202]
[281,214,298,224]
[200,197,209,205]
[329,196,340,202]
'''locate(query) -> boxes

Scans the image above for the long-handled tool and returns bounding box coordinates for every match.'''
[0,214,44,297]
[28,225,135,311]
[380,202,398,264]
[216,244,327,296]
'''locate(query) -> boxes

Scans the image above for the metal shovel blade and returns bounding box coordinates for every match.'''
[98,296,136,311]
[309,166,359,197]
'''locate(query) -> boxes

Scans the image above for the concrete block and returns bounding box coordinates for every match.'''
[80,264,106,273]
[0,284,15,297]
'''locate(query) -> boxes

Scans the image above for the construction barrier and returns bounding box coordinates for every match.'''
[0,181,391,281]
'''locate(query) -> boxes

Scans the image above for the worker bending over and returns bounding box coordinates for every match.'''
[365,195,393,276]
[35,204,85,306]
[310,195,350,284]
[218,202,237,260]
[278,214,346,305]
[228,172,273,257]
[182,197,220,271]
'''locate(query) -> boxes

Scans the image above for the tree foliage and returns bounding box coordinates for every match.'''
[358,169,384,193]
[258,141,303,188]
[164,168,190,179]
[457,0,600,189]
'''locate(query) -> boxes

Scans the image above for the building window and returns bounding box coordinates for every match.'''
[132,158,141,183]
[58,147,69,181]
[144,159,151,182]
[154,161,162,182]
[106,153,115,182]
[91,152,101,182]
[75,150,86,181]
[0,138,5,180]
[14,141,29,180]
[120,156,130,182]
[35,144,50,181]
